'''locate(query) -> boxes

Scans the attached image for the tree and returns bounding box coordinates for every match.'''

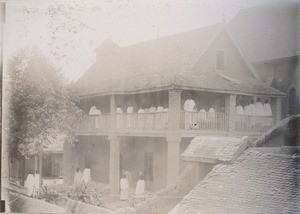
[6,48,84,161]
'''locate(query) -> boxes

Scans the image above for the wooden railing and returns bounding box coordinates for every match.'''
[235,115,275,132]
[116,112,168,130]
[180,111,228,131]
[80,114,110,132]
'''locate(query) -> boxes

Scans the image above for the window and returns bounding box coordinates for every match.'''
[288,88,297,115]
[216,50,225,70]
[144,152,153,182]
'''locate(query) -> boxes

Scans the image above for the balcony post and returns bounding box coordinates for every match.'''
[110,95,116,130]
[225,94,236,134]
[168,89,181,130]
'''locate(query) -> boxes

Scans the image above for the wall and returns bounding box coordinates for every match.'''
[120,137,167,191]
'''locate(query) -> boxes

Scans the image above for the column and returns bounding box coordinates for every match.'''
[166,132,181,185]
[225,94,236,134]
[63,142,74,185]
[109,134,120,195]
[167,90,181,130]
[110,95,116,130]
[39,153,43,188]
[271,97,282,124]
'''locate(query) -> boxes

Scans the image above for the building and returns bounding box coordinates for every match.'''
[170,115,300,214]
[65,23,284,194]
[228,3,300,118]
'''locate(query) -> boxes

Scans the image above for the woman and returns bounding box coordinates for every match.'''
[135,176,145,199]
[120,174,129,201]
[25,171,34,197]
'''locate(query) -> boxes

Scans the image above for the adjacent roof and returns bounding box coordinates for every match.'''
[75,23,284,97]
[181,136,248,163]
[171,148,300,214]
[227,3,299,62]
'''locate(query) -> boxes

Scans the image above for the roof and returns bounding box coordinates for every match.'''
[227,3,299,62]
[181,136,248,163]
[171,148,300,214]
[75,23,284,97]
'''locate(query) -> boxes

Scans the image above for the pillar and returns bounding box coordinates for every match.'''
[166,132,181,185]
[110,95,116,130]
[63,142,75,185]
[39,153,43,188]
[271,97,282,124]
[167,90,181,130]
[225,94,236,134]
[109,134,120,195]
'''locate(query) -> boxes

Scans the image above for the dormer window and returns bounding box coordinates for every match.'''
[216,50,225,71]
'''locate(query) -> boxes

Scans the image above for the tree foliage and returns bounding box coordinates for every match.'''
[6,49,84,158]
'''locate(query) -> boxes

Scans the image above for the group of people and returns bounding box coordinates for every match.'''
[120,174,145,201]
[184,96,217,129]
[236,98,272,117]
[24,170,40,197]
[73,167,92,192]
[116,105,169,114]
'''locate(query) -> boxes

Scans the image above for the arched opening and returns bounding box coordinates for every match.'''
[288,88,297,116]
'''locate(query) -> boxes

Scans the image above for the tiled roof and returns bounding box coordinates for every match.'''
[75,23,284,97]
[171,149,300,214]
[227,4,299,62]
[181,136,248,163]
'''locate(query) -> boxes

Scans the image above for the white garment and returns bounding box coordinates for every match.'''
[156,106,164,112]
[138,109,145,113]
[163,108,169,112]
[208,108,216,119]
[244,105,251,116]
[82,168,91,185]
[199,109,206,120]
[116,107,123,114]
[184,99,196,112]
[89,106,101,115]
[135,180,145,198]
[263,103,272,116]
[127,106,134,113]
[120,178,129,200]
[255,102,264,116]
[25,174,34,196]
[74,171,83,191]
[149,107,156,113]
[236,105,244,115]
[249,104,256,116]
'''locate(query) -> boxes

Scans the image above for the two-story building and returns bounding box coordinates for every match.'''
[63,23,285,194]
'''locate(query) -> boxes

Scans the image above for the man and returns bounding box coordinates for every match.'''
[184,94,196,129]
[120,174,129,201]
[135,176,145,199]
[82,167,91,191]
[25,171,34,197]
[116,106,123,128]
[74,167,83,192]
[137,107,145,129]
[126,105,134,128]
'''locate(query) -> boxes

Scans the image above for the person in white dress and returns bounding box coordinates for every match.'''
[89,105,101,128]
[74,167,83,192]
[244,102,251,116]
[126,105,134,128]
[33,170,40,197]
[82,168,91,191]
[137,107,145,129]
[25,171,34,197]
[116,106,123,128]
[135,176,145,199]
[184,95,196,129]
[249,100,257,116]
[263,99,272,116]
[255,98,264,116]
[236,102,245,115]
[120,175,129,201]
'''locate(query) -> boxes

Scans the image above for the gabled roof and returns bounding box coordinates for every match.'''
[227,3,299,62]
[75,23,285,97]
[171,148,300,214]
[181,136,248,163]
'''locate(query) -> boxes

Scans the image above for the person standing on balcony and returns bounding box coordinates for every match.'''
[89,105,101,129]
[120,174,129,201]
[137,106,145,129]
[244,101,251,116]
[116,106,123,129]
[249,99,256,116]
[126,105,134,128]
[263,99,272,116]
[255,98,264,116]
[184,94,196,129]
[236,102,244,115]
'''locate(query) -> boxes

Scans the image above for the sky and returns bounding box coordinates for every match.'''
[3,0,297,82]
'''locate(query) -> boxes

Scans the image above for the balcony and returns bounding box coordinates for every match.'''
[79,114,110,133]
[180,111,228,131]
[235,115,275,132]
